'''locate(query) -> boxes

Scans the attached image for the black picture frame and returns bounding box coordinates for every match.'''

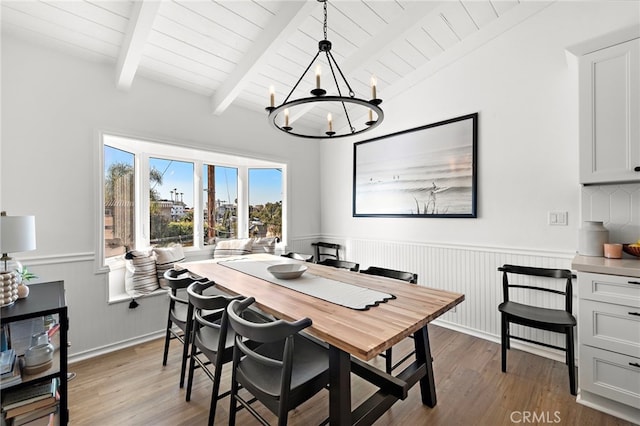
[353,113,478,218]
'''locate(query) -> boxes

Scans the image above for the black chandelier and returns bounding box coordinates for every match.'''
[265,0,383,139]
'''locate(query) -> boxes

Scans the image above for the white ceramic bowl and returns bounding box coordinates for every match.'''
[267,264,307,280]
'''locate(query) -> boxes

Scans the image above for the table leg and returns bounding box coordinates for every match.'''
[329,345,352,425]
[413,325,437,407]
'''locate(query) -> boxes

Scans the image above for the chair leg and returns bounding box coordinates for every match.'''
[207,355,225,426]
[501,315,508,373]
[186,339,197,402]
[567,327,577,396]
[228,359,240,426]
[180,321,191,388]
[277,400,289,426]
[385,348,393,374]
[162,318,172,366]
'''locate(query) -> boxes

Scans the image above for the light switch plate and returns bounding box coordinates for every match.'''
[548,211,568,226]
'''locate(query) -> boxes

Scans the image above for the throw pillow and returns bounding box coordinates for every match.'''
[124,249,159,296]
[153,244,185,289]
[251,237,277,254]
[213,238,254,258]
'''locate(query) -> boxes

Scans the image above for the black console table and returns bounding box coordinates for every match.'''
[1,281,69,425]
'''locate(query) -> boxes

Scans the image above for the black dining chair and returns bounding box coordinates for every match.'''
[162,268,208,388]
[360,266,418,373]
[185,281,271,425]
[227,297,330,426]
[311,241,340,263]
[318,258,359,272]
[281,252,314,262]
[498,264,577,395]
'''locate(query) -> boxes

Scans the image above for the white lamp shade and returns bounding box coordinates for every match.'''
[0,215,37,254]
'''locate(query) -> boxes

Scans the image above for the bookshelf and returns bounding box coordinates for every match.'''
[1,281,68,425]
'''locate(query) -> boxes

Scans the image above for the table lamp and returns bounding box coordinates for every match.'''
[1,211,37,306]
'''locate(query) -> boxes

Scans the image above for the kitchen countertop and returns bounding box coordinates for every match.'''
[572,254,640,277]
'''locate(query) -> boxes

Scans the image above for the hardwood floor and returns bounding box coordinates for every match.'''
[67,325,633,425]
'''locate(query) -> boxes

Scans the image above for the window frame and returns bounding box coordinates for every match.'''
[96,131,288,301]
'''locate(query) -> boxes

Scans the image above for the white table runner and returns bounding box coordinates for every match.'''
[218,258,394,310]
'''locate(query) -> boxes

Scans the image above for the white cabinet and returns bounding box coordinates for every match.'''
[578,37,640,184]
[577,271,640,423]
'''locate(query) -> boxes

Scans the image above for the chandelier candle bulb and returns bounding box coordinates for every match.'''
[269,86,275,108]
[316,66,321,89]
[328,113,333,132]
[371,76,377,99]
[284,109,289,127]
[368,109,373,122]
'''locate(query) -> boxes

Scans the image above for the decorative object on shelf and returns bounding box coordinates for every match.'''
[16,267,38,299]
[23,341,55,374]
[603,243,623,259]
[0,212,37,307]
[622,241,640,258]
[578,220,609,257]
[265,0,383,139]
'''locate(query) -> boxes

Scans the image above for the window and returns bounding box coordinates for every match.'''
[100,133,286,301]
[203,165,238,243]
[104,146,135,257]
[249,168,282,239]
[149,158,194,247]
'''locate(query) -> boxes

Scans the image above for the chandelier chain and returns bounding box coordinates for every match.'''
[323,0,328,40]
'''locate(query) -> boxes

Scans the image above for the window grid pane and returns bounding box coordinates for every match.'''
[149,158,194,247]
[248,168,282,239]
[203,165,238,243]
[104,146,135,258]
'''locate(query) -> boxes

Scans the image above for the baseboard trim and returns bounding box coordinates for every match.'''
[432,319,567,363]
[577,390,640,424]
[69,319,567,367]
[68,330,165,364]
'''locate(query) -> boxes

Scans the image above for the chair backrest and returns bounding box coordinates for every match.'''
[311,241,340,262]
[281,252,314,262]
[227,297,312,396]
[164,268,199,292]
[187,281,242,352]
[360,266,418,284]
[318,258,359,272]
[498,264,575,313]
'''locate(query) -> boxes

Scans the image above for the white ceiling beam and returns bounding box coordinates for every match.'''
[115,0,161,90]
[210,1,316,116]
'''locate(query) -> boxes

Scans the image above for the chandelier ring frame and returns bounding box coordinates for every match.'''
[267,96,383,139]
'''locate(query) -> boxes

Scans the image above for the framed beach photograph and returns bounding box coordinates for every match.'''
[353,113,478,218]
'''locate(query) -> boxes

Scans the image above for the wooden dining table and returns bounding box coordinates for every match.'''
[178,254,464,425]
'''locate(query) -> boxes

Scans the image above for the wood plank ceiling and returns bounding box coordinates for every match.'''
[1,0,550,136]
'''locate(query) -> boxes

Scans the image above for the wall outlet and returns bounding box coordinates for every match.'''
[548,211,568,226]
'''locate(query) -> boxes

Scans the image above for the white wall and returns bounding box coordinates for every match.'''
[321,1,639,251]
[0,34,321,358]
[318,2,640,348]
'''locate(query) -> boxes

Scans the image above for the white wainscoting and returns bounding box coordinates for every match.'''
[289,236,577,361]
[18,240,578,363]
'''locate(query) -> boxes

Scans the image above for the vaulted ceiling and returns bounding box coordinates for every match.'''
[1,0,551,136]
